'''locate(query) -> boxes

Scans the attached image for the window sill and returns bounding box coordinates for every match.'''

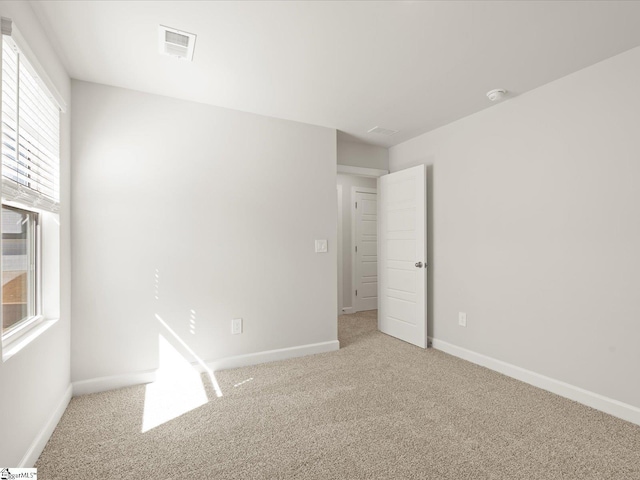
[2,316,58,362]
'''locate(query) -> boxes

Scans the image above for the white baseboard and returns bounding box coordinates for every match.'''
[208,340,340,371]
[72,370,157,396]
[430,337,640,427]
[20,383,72,467]
[71,340,340,395]
[341,307,354,315]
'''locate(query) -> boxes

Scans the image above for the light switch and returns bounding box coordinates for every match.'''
[315,239,328,253]
[232,318,243,335]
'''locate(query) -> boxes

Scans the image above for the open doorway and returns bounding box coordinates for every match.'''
[337,171,380,317]
[337,164,428,348]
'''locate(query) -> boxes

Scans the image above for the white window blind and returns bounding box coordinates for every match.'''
[1,31,60,213]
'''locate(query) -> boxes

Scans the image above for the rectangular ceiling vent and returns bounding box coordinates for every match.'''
[159,25,196,61]
[367,126,398,136]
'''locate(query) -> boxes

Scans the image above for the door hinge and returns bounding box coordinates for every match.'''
[355,245,358,253]
[355,289,358,297]
[355,201,358,209]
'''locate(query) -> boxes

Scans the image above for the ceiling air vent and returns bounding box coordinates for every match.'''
[158,25,196,61]
[367,126,398,136]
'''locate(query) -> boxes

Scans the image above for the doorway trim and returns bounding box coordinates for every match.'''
[351,186,377,313]
[337,184,343,316]
[337,165,388,178]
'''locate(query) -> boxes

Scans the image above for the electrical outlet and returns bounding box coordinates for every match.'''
[458,312,467,327]
[232,318,243,335]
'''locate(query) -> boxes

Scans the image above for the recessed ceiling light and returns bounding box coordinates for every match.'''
[159,25,196,61]
[367,126,398,136]
[486,88,507,102]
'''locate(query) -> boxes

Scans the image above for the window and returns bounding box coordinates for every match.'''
[1,21,60,342]
[2,205,38,336]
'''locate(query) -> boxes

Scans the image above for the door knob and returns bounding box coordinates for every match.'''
[415,262,423,268]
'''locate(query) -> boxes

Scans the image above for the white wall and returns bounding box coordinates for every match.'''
[336,174,377,311]
[390,45,640,409]
[337,139,388,170]
[0,1,71,467]
[71,81,338,383]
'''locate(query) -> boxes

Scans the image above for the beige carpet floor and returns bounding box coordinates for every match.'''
[37,310,640,479]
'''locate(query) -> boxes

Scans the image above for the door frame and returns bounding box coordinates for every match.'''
[337,184,343,316]
[351,186,377,313]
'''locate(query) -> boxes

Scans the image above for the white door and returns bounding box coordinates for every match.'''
[377,165,427,348]
[353,190,377,312]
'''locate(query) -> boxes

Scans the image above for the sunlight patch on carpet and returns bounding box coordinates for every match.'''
[234,377,254,388]
[155,313,223,398]
[142,334,209,432]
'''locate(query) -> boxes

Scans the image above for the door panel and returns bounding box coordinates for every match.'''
[388,268,416,293]
[360,282,378,299]
[354,191,377,312]
[388,208,416,232]
[362,221,377,236]
[387,239,415,261]
[361,262,377,277]
[378,165,426,348]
